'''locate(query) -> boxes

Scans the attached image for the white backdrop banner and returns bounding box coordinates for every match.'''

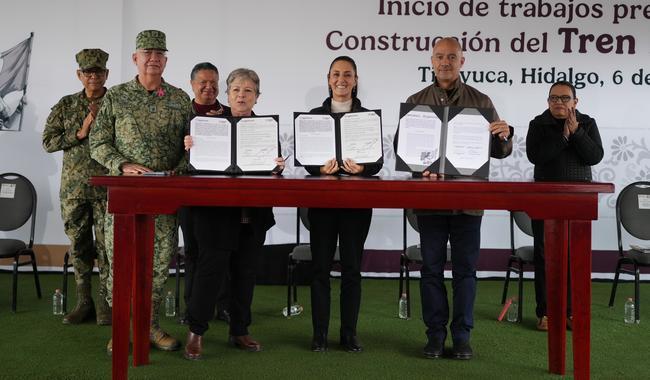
[0,0,648,250]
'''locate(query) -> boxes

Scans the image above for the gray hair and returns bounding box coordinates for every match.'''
[226,68,260,96]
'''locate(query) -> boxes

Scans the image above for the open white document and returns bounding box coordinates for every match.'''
[236,117,279,172]
[395,104,493,178]
[395,110,442,167]
[294,114,336,165]
[340,111,382,163]
[189,116,231,172]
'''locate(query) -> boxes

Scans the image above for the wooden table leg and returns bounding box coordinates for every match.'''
[545,219,568,375]
[570,220,591,380]
[133,214,155,366]
[112,214,135,380]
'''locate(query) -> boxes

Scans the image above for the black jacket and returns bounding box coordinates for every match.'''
[526,109,603,181]
[304,97,383,176]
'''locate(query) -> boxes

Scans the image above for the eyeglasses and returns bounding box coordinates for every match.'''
[80,70,106,78]
[547,95,573,103]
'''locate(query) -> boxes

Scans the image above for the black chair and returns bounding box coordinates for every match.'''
[398,209,450,319]
[0,173,42,312]
[500,211,534,322]
[286,208,339,317]
[608,181,650,322]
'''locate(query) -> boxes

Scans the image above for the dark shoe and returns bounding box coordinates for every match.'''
[229,335,262,352]
[184,332,203,360]
[150,326,181,351]
[311,334,328,352]
[566,316,573,331]
[452,341,473,360]
[215,309,231,324]
[63,298,96,324]
[423,338,444,359]
[340,335,363,353]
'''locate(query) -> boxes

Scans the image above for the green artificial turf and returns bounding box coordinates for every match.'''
[0,273,647,379]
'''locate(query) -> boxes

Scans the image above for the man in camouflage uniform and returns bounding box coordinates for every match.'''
[89,30,191,354]
[42,49,112,326]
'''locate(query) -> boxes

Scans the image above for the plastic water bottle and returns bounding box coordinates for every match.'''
[52,289,64,315]
[165,291,176,317]
[507,297,519,322]
[282,304,303,317]
[624,297,637,324]
[398,293,409,319]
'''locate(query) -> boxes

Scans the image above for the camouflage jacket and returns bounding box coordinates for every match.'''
[90,77,191,175]
[42,89,108,200]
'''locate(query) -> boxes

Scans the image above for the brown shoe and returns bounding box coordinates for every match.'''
[566,316,573,331]
[184,332,203,360]
[63,298,96,324]
[150,326,181,351]
[229,335,262,352]
[536,316,548,331]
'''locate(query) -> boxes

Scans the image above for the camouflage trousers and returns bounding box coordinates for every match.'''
[61,198,109,292]
[104,212,178,326]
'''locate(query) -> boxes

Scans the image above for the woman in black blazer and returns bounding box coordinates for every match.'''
[304,56,382,353]
[182,68,284,360]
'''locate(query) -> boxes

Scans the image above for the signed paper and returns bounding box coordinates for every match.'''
[396,110,442,166]
[236,117,279,172]
[294,114,336,165]
[340,111,382,163]
[445,113,490,171]
[189,116,231,171]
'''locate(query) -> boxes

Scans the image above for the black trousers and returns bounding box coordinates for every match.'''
[179,207,230,314]
[186,208,264,337]
[418,214,482,344]
[531,219,571,318]
[308,208,371,338]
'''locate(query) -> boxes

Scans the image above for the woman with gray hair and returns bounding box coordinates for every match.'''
[183,68,284,360]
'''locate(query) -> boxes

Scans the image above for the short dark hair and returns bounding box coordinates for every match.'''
[328,55,359,98]
[190,62,219,81]
[549,80,576,98]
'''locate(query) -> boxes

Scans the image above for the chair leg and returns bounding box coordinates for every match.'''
[29,252,42,299]
[405,260,411,318]
[62,252,70,313]
[398,255,404,300]
[608,259,623,307]
[635,265,640,322]
[12,259,19,313]
[286,260,294,317]
[175,252,181,319]
[517,261,524,323]
[501,257,513,304]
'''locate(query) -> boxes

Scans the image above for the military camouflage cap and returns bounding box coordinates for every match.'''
[76,49,109,70]
[136,30,167,51]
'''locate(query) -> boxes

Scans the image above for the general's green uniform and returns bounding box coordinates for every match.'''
[90,77,191,325]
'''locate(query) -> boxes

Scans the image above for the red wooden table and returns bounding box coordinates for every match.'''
[90,175,614,380]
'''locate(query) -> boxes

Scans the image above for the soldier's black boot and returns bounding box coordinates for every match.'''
[63,284,96,324]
